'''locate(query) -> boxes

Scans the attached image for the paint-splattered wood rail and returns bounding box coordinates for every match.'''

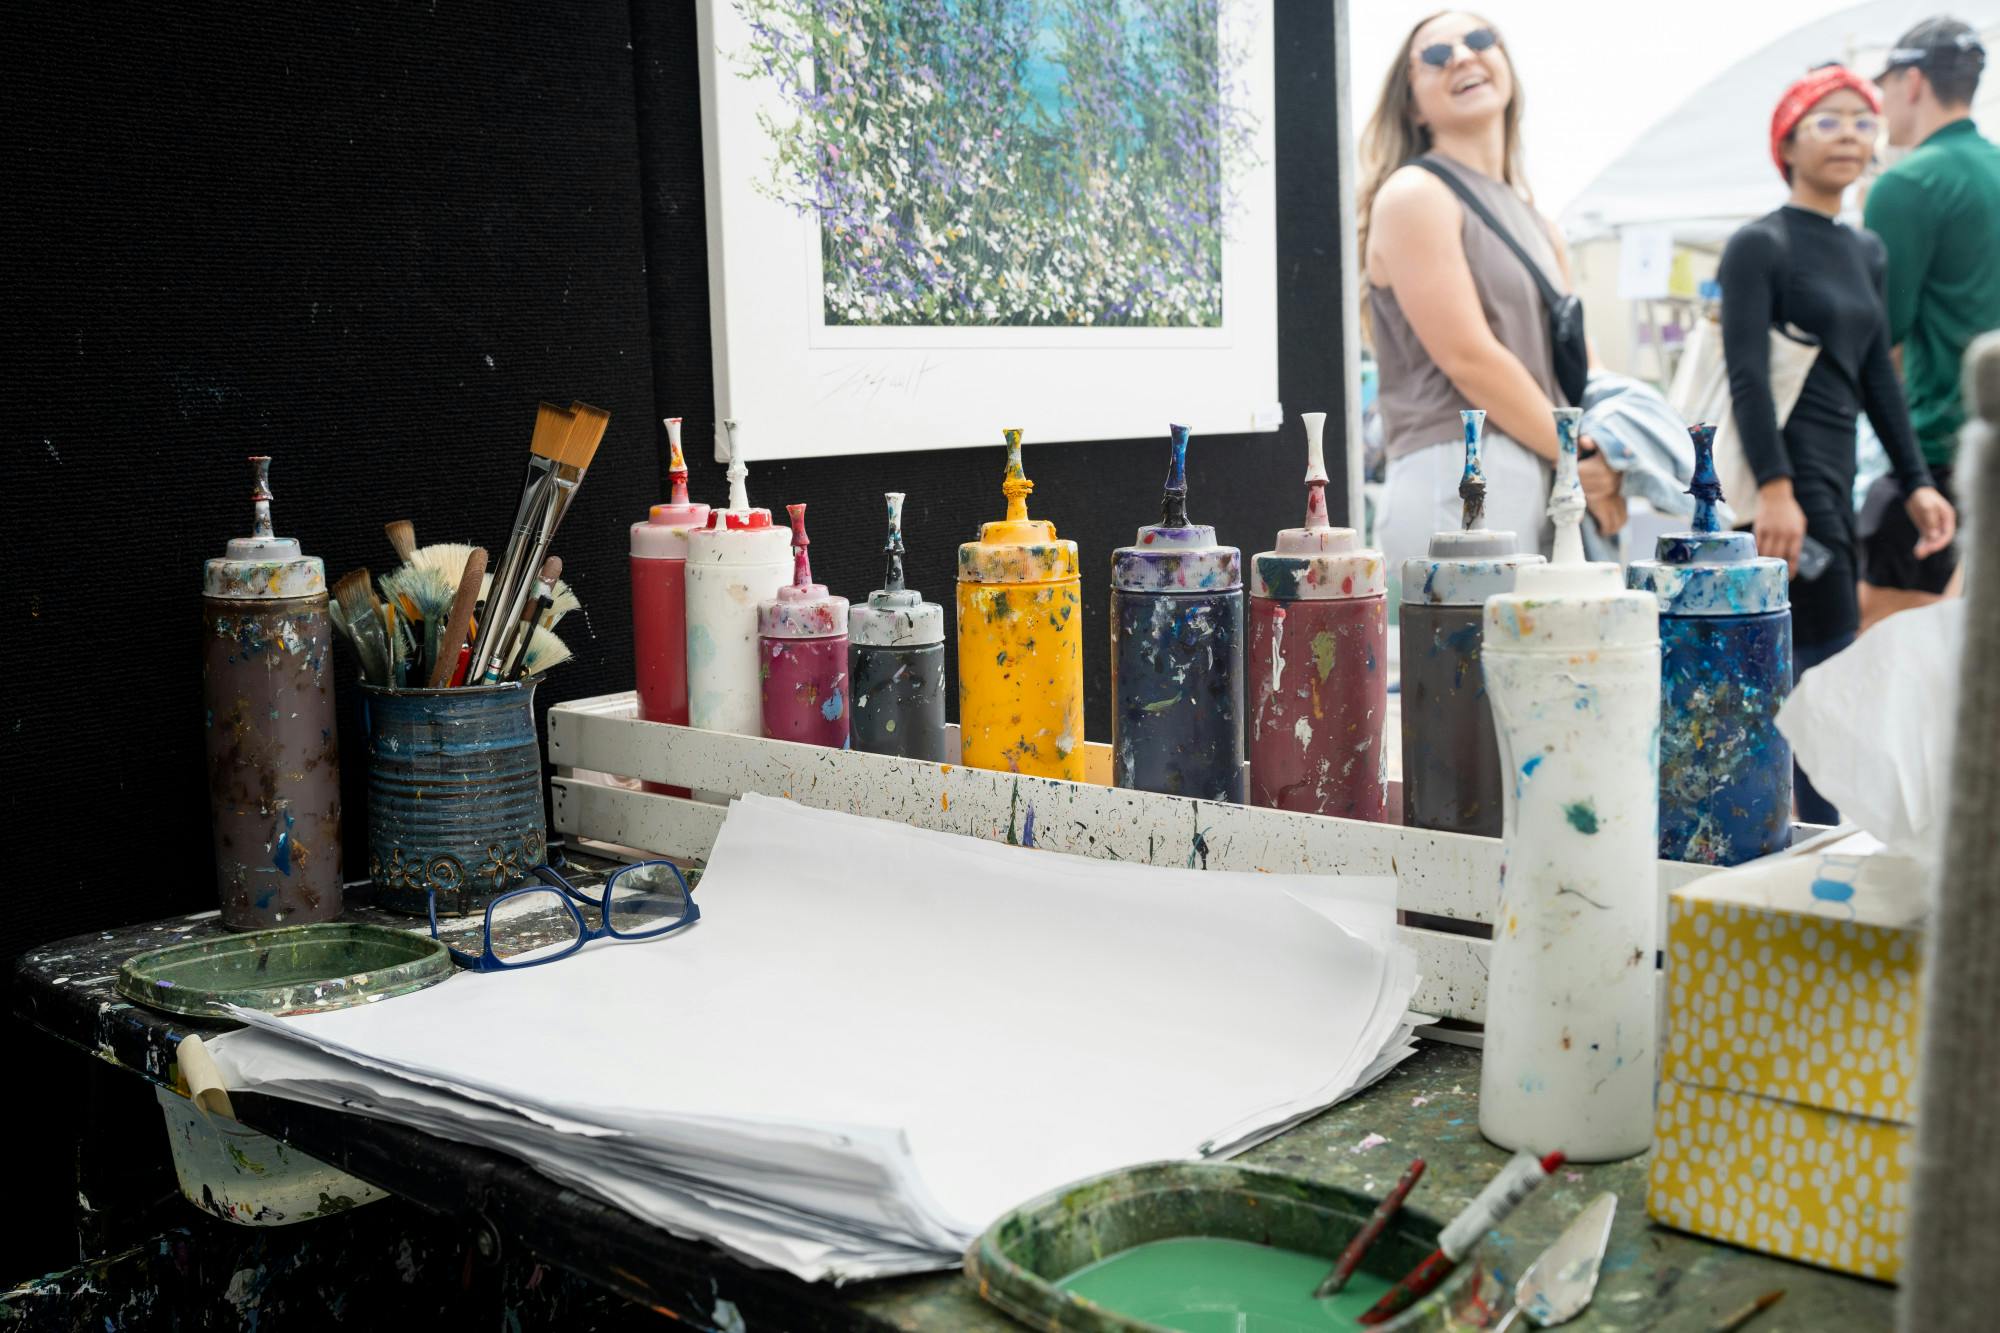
[549,692,1786,1024]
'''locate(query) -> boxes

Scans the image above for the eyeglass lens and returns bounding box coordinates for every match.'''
[487,888,586,964]
[606,863,692,937]
[1420,27,1496,68]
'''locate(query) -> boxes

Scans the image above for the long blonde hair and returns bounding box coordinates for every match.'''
[1356,11,1531,278]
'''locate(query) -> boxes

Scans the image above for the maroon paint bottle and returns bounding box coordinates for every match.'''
[1247,413,1389,820]
[758,504,850,749]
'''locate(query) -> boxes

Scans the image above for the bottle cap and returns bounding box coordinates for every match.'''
[759,504,849,638]
[957,430,1080,585]
[1111,425,1242,592]
[1491,409,1658,648]
[1250,412,1385,600]
[851,492,944,647]
[689,418,791,566]
[632,417,713,559]
[1401,410,1543,604]
[1628,423,1789,616]
[203,456,327,600]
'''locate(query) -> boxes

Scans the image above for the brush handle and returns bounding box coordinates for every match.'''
[481,481,565,682]
[429,548,488,689]
[476,461,556,665]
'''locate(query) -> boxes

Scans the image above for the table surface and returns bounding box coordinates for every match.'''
[16,886,1894,1333]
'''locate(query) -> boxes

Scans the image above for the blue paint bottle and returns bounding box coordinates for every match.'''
[849,492,947,762]
[1628,423,1793,865]
[1111,425,1245,801]
[1399,411,1545,836]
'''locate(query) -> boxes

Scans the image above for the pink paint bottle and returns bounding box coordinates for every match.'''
[758,504,850,748]
[1248,411,1389,820]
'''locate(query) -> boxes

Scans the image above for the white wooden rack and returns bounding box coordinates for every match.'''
[549,691,1834,1025]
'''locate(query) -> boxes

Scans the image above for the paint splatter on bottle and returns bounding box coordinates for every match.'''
[1479,408,1661,1162]
[1111,425,1244,801]
[1247,412,1388,819]
[1629,423,1793,865]
[202,455,343,929]
[850,492,947,762]
[759,504,850,749]
[631,417,711,796]
[686,420,793,743]
[1399,410,1545,836]
[957,430,1085,780]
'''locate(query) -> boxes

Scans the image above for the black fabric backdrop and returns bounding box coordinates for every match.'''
[2,0,1349,1278]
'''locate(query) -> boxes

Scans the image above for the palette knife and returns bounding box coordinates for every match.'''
[1492,1191,1617,1331]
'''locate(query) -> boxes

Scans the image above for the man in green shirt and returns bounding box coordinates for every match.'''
[1859,17,1997,626]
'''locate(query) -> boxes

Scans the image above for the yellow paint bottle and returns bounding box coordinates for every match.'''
[957,429,1084,780]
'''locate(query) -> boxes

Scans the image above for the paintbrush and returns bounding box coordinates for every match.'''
[480,404,608,683]
[428,547,487,689]
[381,543,488,683]
[385,519,418,566]
[1710,1290,1784,1333]
[475,402,575,673]
[537,577,579,631]
[515,624,572,678]
[1316,1158,1426,1297]
[332,569,390,685]
[501,556,563,681]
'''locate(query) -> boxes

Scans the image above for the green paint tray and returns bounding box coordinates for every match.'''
[965,1161,1501,1332]
[118,922,452,1019]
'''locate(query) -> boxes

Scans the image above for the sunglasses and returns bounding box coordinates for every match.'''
[1418,27,1497,69]
[1798,111,1882,141]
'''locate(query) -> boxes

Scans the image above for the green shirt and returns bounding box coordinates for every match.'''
[1863,119,2000,468]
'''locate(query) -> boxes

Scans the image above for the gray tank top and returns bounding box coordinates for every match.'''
[1369,154,1567,462]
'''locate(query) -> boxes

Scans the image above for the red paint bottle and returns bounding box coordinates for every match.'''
[1248,412,1389,820]
[630,418,709,793]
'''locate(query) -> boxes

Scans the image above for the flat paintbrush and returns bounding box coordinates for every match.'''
[332,569,390,685]
[474,402,575,674]
[480,404,608,683]
[384,519,418,566]
[428,547,487,689]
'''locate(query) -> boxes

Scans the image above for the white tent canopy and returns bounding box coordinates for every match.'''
[1562,0,2000,244]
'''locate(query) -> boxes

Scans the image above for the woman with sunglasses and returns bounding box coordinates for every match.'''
[1716,65,1954,823]
[1363,12,1622,570]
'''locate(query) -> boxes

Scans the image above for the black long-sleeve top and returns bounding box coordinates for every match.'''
[1717,205,1933,643]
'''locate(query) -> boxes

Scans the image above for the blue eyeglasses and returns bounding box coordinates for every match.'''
[428,860,700,972]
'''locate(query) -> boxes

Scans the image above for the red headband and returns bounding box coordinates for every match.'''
[1770,66,1883,175]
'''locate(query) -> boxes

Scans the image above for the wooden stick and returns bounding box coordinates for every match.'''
[429,547,487,689]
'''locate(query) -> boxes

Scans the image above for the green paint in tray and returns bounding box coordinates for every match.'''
[1058,1237,1395,1332]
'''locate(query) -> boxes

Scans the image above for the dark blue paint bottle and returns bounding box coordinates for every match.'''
[1629,424,1794,865]
[1111,425,1245,801]
[849,492,947,762]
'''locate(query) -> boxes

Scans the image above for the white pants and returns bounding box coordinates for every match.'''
[1376,431,1552,572]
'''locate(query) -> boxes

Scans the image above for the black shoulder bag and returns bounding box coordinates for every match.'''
[1413,157,1588,407]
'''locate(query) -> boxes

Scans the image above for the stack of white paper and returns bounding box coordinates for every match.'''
[211,794,1422,1282]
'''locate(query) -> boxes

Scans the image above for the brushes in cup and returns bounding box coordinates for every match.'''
[428,547,488,689]
[332,569,391,685]
[477,403,608,684]
[474,402,577,675]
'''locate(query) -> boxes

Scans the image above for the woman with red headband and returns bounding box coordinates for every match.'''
[1717,65,1955,823]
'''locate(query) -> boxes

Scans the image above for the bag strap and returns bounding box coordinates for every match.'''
[1412,157,1564,312]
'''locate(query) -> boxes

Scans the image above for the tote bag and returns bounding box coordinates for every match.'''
[1666,312,1819,523]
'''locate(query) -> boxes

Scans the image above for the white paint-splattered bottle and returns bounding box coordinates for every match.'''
[1479,407,1662,1162]
[684,420,792,752]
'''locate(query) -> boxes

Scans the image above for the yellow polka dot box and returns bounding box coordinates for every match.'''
[1648,840,1925,1282]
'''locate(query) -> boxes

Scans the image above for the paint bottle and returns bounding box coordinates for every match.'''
[759,504,850,749]
[202,455,343,930]
[849,492,947,762]
[1479,408,1661,1162]
[1399,411,1545,836]
[631,417,711,727]
[1629,424,1792,865]
[1247,412,1389,819]
[957,429,1085,780]
[1110,425,1244,801]
[685,420,792,765]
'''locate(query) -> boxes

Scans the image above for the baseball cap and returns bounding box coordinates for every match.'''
[1876,16,1987,81]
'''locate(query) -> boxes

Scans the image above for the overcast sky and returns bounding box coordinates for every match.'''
[1345,0,1861,217]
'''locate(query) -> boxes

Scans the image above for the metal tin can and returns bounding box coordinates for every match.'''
[362,680,546,916]
[1111,425,1244,801]
[202,456,343,930]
